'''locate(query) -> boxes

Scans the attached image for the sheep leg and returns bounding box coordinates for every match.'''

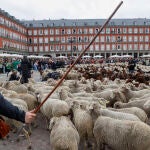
[22,128,32,149]
[40,112,49,130]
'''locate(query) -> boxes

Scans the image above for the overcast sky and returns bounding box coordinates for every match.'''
[0,0,150,20]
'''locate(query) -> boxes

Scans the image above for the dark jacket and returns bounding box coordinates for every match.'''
[0,94,25,123]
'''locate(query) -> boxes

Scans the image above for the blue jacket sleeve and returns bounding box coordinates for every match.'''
[0,94,25,123]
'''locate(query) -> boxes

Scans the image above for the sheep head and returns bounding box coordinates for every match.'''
[49,117,59,131]
[113,101,122,109]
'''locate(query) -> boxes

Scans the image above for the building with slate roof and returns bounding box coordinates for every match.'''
[0,8,150,58]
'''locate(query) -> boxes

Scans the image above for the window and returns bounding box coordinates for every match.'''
[39,38,43,43]
[145,36,149,42]
[123,36,127,42]
[145,44,149,50]
[44,29,48,35]
[45,38,48,43]
[50,46,54,50]
[134,36,138,42]
[29,46,32,52]
[89,36,94,42]
[39,46,43,51]
[106,44,110,50]
[34,38,37,43]
[123,44,127,50]
[95,45,99,51]
[117,28,121,34]
[117,45,121,50]
[145,28,149,33]
[139,28,143,33]
[83,29,88,34]
[111,36,116,42]
[72,29,76,34]
[140,44,143,50]
[128,28,132,34]
[89,45,93,51]
[78,36,82,42]
[106,28,110,34]
[62,29,65,34]
[61,45,65,50]
[123,28,127,33]
[112,44,116,50]
[61,37,65,43]
[100,36,105,42]
[84,36,88,42]
[55,37,60,42]
[128,44,132,50]
[55,29,59,35]
[67,45,71,51]
[128,36,132,42]
[38,30,43,35]
[89,28,93,34]
[78,29,82,34]
[67,29,71,34]
[78,45,82,51]
[28,30,32,35]
[50,29,54,35]
[34,46,37,52]
[45,46,49,51]
[134,28,138,33]
[50,37,54,41]
[95,28,99,34]
[101,45,105,51]
[106,36,110,42]
[139,36,143,42]
[134,44,138,50]
[95,37,99,42]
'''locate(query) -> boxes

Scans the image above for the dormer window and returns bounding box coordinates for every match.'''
[29,23,33,27]
[51,23,55,26]
[84,22,87,26]
[95,21,98,25]
[122,21,125,26]
[62,22,65,26]
[133,21,136,26]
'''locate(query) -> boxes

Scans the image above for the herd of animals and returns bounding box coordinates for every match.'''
[0,62,150,150]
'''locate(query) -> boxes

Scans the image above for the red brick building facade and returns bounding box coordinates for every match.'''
[0,9,150,58]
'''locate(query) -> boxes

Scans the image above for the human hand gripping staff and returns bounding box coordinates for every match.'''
[0,93,36,138]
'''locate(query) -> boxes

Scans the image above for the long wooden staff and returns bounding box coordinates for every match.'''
[34,1,123,113]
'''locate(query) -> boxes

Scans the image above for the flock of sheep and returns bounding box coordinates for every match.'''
[0,63,150,150]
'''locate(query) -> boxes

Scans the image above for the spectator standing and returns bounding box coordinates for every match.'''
[20,56,32,83]
[128,58,136,73]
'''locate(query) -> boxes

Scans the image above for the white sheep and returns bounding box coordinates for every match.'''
[93,116,150,150]
[114,100,150,117]
[49,116,80,150]
[71,101,95,149]
[108,107,148,122]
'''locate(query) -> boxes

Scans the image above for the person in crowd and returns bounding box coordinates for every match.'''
[128,58,136,73]
[20,56,32,84]
[6,60,12,77]
[9,69,20,81]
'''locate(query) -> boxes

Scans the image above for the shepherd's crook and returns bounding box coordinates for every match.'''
[34,1,123,113]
